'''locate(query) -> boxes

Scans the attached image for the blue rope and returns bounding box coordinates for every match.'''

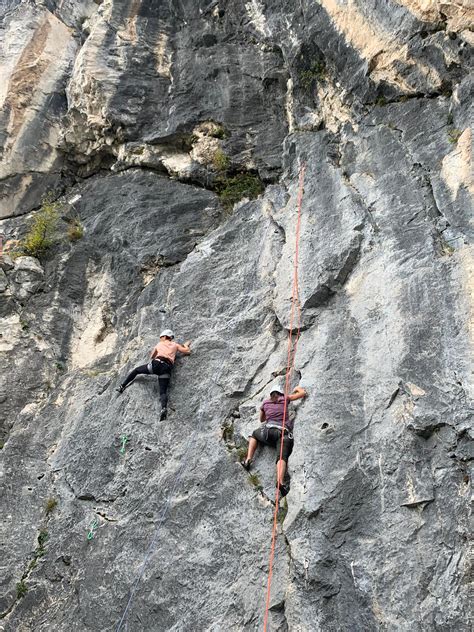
[115,416,200,632]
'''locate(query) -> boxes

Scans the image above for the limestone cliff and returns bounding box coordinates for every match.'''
[0,1,473,631]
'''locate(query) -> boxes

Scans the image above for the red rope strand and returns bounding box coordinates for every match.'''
[263,164,306,631]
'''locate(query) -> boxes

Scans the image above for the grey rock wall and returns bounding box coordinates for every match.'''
[0,1,472,631]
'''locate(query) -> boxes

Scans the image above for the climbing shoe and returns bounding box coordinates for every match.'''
[116,385,125,394]
[160,408,168,421]
[277,482,289,498]
[241,459,252,471]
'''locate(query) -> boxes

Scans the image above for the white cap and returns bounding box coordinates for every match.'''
[160,329,174,339]
[269,379,286,395]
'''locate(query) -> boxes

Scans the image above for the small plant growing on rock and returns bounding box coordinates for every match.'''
[248,473,262,489]
[300,60,326,90]
[209,124,228,139]
[37,530,48,548]
[375,95,387,107]
[16,580,28,598]
[67,218,84,242]
[213,149,230,172]
[447,128,462,144]
[45,498,57,515]
[32,530,49,561]
[216,173,264,210]
[235,444,248,462]
[21,194,60,259]
[277,498,288,524]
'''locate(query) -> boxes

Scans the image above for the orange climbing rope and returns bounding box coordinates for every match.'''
[263,163,306,632]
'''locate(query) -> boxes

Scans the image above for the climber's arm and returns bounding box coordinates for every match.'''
[177,340,191,355]
[288,386,307,401]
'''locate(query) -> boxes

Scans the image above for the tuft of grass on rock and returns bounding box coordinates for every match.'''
[209,124,228,139]
[300,60,326,90]
[16,581,28,598]
[45,498,57,515]
[37,530,48,549]
[67,219,84,242]
[216,173,264,210]
[28,558,37,572]
[21,194,60,259]
[447,128,462,144]
[212,149,230,172]
[235,444,248,462]
[248,473,262,489]
[278,498,288,524]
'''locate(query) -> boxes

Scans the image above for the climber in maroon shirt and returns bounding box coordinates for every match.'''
[242,382,307,497]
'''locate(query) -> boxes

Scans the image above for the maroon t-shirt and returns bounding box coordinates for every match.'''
[261,396,293,431]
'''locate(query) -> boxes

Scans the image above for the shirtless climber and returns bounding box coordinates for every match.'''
[242,382,307,497]
[116,329,191,420]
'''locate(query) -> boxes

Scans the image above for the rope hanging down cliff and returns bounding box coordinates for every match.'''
[263,163,306,632]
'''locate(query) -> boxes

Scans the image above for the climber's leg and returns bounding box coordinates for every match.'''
[117,363,149,392]
[275,434,293,497]
[158,375,170,408]
[242,436,258,470]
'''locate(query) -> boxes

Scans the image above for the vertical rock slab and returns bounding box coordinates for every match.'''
[0,4,84,217]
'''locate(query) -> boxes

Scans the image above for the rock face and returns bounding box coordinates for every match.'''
[0,1,472,631]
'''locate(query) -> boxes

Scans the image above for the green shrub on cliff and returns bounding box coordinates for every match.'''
[213,149,230,172]
[22,195,60,258]
[216,174,264,209]
[300,60,326,90]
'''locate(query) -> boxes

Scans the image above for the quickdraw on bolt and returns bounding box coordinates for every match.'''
[87,518,99,541]
[119,435,129,454]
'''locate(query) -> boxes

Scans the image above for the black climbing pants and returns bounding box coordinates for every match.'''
[251,426,294,463]
[122,358,172,408]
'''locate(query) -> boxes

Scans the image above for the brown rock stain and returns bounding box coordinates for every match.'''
[441,128,473,200]
[393,1,474,31]
[155,31,172,77]
[120,0,142,44]
[5,16,51,142]
[318,0,450,91]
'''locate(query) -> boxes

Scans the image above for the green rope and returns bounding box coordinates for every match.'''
[119,435,128,454]
[87,518,99,541]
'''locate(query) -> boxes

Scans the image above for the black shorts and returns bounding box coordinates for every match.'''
[251,426,294,463]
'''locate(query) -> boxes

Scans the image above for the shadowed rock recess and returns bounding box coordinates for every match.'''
[0,1,472,630]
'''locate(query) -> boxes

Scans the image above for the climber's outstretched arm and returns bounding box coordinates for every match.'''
[288,386,307,401]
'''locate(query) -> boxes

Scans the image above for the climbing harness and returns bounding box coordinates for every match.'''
[87,518,99,541]
[115,413,202,632]
[263,163,306,632]
[119,435,129,455]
